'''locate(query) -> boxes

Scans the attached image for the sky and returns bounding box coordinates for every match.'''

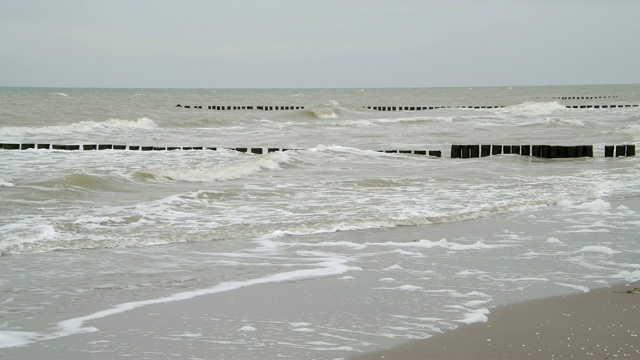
[1,0,639,88]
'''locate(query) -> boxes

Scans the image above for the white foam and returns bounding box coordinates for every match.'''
[396,285,422,291]
[0,330,41,349]
[611,270,640,282]
[383,264,404,271]
[0,179,14,187]
[368,238,502,251]
[237,326,257,332]
[290,322,313,328]
[546,237,563,245]
[496,101,565,117]
[575,199,612,212]
[142,152,290,182]
[555,283,590,293]
[458,308,490,324]
[576,245,618,255]
[292,327,315,332]
[0,224,57,254]
[0,118,156,136]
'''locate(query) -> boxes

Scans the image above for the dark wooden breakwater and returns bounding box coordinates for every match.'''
[176,105,304,110]
[175,104,639,111]
[2,143,636,159]
[451,144,635,158]
[0,144,443,157]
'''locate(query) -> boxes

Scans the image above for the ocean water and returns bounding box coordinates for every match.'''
[1,85,640,359]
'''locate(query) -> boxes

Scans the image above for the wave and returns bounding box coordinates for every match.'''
[305,100,370,119]
[50,92,69,97]
[0,118,156,136]
[307,100,341,119]
[31,173,135,193]
[496,101,566,117]
[135,151,291,182]
[598,122,640,140]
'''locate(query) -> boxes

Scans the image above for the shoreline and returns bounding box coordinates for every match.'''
[352,281,640,360]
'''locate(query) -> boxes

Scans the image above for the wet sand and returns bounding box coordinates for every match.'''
[354,281,640,360]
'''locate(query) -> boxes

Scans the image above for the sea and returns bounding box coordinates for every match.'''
[1,85,639,359]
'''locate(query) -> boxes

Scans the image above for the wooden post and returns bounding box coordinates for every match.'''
[470,145,480,158]
[460,145,470,158]
[451,145,462,158]
[481,145,491,157]
[604,146,614,157]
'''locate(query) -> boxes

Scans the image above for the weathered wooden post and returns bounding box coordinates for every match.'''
[604,146,614,157]
[460,145,470,158]
[470,145,480,158]
[451,145,462,158]
[481,145,491,157]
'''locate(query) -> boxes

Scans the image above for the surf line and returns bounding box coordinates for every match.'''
[0,255,358,349]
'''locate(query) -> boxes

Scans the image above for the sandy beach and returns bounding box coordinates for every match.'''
[354,281,640,360]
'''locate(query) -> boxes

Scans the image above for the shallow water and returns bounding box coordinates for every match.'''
[1,85,639,358]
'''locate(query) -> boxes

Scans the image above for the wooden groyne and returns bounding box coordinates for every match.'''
[0,144,442,157]
[176,105,304,110]
[451,144,635,158]
[364,105,638,111]
[551,96,618,100]
[3,143,636,159]
[174,104,639,111]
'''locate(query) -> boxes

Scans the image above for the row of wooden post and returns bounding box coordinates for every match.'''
[451,145,636,158]
[175,104,638,111]
[2,143,635,158]
[0,144,441,156]
[176,105,304,110]
[551,96,618,100]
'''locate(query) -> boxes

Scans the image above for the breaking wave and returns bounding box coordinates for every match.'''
[0,118,157,136]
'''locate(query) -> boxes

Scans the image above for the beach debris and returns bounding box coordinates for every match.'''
[626,288,640,294]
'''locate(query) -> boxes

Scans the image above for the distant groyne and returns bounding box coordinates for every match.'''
[175,104,639,111]
[2,143,636,159]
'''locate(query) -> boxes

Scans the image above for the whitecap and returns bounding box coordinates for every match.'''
[0,117,157,137]
[576,245,618,254]
[237,326,257,332]
[0,180,15,187]
[383,264,404,271]
[496,101,565,117]
[140,152,290,182]
[546,237,562,245]
[396,284,422,291]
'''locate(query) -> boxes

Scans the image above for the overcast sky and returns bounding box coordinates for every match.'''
[1,0,639,88]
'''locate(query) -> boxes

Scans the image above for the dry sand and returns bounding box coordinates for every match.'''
[354,281,640,360]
